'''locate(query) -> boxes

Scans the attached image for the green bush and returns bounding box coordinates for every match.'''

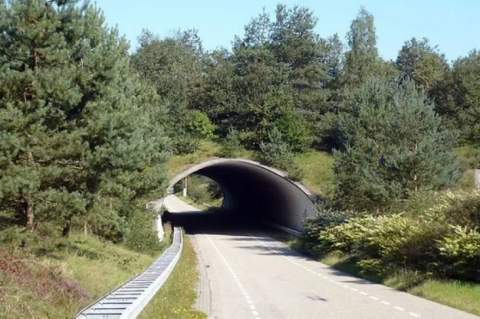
[187,110,216,139]
[301,190,480,282]
[172,135,200,155]
[300,205,353,256]
[439,226,480,281]
[124,208,161,255]
[274,108,311,153]
[257,126,304,180]
[219,127,242,157]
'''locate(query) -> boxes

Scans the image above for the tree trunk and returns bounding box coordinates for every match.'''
[24,150,35,231]
[84,220,88,239]
[62,217,72,238]
[414,141,418,193]
[25,196,34,231]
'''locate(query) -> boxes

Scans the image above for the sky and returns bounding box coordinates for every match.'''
[96,0,479,62]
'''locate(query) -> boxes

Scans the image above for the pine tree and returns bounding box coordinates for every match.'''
[334,77,460,210]
[0,0,170,235]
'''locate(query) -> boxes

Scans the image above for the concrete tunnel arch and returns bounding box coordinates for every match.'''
[162,158,319,233]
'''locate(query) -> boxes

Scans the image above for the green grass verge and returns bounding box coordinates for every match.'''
[0,226,172,318]
[139,235,207,319]
[320,252,480,316]
[295,150,335,197]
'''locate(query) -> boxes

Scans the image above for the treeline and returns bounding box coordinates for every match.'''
[1,0,479,248]
[133,5,478,210]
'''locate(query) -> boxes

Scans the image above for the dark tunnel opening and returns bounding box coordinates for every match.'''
[164,159,318,234]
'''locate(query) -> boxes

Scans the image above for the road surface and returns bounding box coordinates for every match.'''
[163,195,479,319]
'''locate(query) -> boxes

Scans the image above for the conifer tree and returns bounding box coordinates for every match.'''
[334,77,460,210]
[0,0,169,235]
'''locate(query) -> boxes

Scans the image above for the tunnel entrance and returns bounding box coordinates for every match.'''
[163,159,318,233]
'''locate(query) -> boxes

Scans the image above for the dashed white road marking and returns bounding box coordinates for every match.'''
[248,233,422,318]
[206,234,261,319]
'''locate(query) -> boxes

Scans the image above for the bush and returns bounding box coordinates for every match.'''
[439,226,480,281]
[257,126,304,180]
[187,110,216,139]
[300,205,353,256]
[274,108,311,153]
[300,190,480,282]
[124,208,161,255]
[172,135,200,155]
[219,127,242,157]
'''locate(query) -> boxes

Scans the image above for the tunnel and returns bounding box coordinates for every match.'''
[163,159,319,233]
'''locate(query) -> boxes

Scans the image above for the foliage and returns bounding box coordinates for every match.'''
[219,127,242,157]
[176,175,223,207]
[172,134,200,155]
[187,110,216,139]
[439,226,480,281]
[301,190,480,282]
[258,127,304,180]
[451,50,480,142]
[124,207,161,255]
[0,0,170,238]
[132,29,205,136]
[0,230,159,318]
[274,108,312,153]
[334,77,460,210]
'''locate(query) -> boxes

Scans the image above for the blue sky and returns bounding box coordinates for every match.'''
[96,0,479,62]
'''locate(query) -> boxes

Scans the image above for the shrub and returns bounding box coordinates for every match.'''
[172,135,200,155]
[219,127,242,157]
[257,126,304,180]
[187,110,216,139]
[274,108,311,153]
[300,205,353,256]
[124,208,161,255]
[438,226,480,281]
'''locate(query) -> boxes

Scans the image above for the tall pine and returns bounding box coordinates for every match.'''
[0,0,169,235]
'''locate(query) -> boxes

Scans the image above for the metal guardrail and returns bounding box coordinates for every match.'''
[74,227,183,319]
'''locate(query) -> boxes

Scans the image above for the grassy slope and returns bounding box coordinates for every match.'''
[139,235,206,319]
[0,230,169,318]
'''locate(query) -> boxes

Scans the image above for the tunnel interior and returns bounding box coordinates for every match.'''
[167,159,318,232]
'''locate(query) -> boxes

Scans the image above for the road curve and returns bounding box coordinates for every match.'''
[163,195,479,319]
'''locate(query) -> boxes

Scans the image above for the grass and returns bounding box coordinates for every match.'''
[455,145,480,170]
[0,229,171,318]
[177,195,209,211]
[139,235,207,319]
[168,140,226,179]
[319,252,480,316]
[295,150,335,197]
[409,280,480,316]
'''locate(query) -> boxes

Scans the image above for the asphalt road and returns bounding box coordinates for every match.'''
[163,195,479,319]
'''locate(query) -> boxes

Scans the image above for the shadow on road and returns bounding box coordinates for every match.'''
[164,210,380,286]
